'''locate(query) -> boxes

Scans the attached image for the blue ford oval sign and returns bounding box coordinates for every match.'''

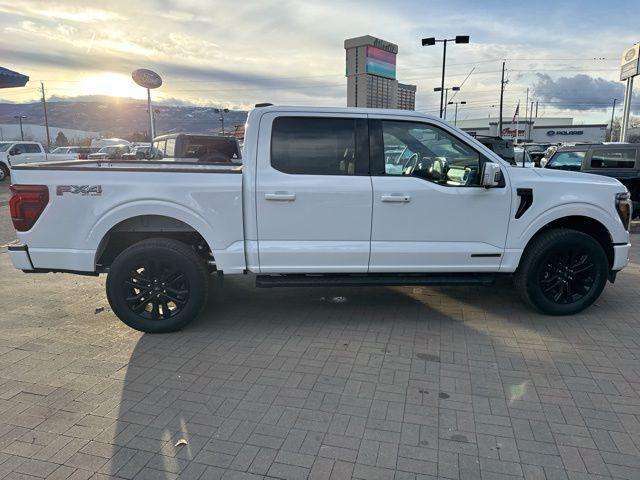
[132,69,162,89]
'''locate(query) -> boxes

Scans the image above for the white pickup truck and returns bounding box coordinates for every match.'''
[0,141,77,181]
[7,105,632,332]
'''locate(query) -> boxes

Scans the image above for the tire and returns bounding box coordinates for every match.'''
[0,163,9,182]
[106,238,209,333]
[514,228,608,315]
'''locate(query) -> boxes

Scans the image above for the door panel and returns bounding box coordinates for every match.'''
[256,112,372,273]
[369,117,512,272]
[371,176,510,271]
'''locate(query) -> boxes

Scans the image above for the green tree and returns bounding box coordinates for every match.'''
[55,131,69,147]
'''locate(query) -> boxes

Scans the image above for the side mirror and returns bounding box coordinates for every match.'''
[481,162,502,188]
[9,147,20,155]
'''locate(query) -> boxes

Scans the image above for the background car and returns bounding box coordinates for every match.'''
[544,143,640,216]
[87,144,130,160]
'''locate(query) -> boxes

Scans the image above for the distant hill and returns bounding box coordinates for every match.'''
[0,97,248,138]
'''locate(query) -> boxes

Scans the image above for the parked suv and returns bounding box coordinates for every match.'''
[544,143,640,214]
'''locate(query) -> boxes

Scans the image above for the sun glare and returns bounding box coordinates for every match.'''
[76,72,148,100]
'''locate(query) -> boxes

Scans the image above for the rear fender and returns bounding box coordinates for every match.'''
[88,200,219,266]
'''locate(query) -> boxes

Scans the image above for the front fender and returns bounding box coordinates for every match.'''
[500,202,628,273]
[513,202,625,247]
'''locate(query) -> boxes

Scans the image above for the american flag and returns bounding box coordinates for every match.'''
[512,101,520,123]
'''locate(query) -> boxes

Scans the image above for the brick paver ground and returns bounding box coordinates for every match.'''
[1,237,640,479]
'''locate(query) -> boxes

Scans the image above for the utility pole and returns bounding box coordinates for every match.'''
[14,115,26,140]
[535,100,539,118]
[529,100,534,140]
[610,98,617,142]
[40,82,51,149]
[498,61,506,136]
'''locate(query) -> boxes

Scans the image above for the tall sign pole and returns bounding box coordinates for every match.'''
[132,69,163,142]
[147,88,155,140]
[621,78,634,142]
[619,43,639,142]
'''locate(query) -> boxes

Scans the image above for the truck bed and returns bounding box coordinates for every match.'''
[9,159,246,274]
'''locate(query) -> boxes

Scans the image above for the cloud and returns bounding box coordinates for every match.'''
[533,74,624,111]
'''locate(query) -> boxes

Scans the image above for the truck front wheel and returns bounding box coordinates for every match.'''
[0,163,9,182]
[514,228,608,315]
[106,238,209,333]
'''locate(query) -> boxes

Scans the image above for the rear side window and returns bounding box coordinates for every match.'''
[546,151,585,171]
[25,144,42,153]
[271,117,356,175]
[590,148,636,168]
[16,143,41,153]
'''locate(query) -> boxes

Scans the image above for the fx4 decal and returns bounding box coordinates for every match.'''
[56,185,102,196]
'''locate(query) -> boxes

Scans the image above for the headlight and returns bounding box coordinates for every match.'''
[616,191,632,231]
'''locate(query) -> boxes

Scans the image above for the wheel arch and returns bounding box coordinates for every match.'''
[88,201,218,270]
[518,214,615,270]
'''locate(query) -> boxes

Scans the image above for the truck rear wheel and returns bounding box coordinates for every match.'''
[514,228,608,315]
[106,238,209,333]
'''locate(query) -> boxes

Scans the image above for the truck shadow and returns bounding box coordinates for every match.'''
[105,273,632,478]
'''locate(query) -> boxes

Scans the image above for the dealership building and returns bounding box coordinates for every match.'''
[457,117,608,143]
[345,35,417,110]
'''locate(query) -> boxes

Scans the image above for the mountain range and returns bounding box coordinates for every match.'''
[0,96,248,138]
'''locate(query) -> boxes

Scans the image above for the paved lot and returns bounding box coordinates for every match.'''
[1,227,640,479]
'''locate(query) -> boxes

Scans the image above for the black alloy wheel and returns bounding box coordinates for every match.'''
[515,228,608,315]
[123,259,190,321]
[106,238,209,333]
[539,249,596,305]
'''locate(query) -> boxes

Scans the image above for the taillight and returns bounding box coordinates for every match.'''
[9,185,49,232]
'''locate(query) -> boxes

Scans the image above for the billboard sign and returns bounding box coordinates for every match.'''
[365,45,396,80]
[132,69,163,89]
[620,43,640,81]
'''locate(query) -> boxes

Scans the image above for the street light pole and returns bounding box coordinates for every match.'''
[448,101,466,126]
[216,108,229,135]
[435,86,460,122]
[439,40,447,119]
[422,35,470,119]
[609,98,617,142]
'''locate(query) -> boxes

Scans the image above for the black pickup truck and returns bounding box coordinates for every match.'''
[544,143,640,215]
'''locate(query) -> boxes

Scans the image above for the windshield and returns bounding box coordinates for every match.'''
[0,143,13,152]
[99,146,119,153]
[546,151,585,171]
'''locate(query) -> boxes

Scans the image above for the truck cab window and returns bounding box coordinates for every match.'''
[271,117,356,175]
[546,151,585,171]
[381,121,481,186]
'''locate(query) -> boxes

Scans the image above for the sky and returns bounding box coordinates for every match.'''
[0,0,639,122]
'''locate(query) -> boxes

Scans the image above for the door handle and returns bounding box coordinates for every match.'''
[381,194,411,203]
[265,192,296,201]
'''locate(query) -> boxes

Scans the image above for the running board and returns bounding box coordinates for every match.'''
[256,273,496,288]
